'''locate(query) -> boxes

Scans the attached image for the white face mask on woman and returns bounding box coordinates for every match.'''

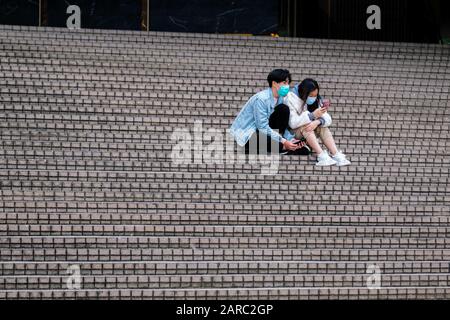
[306,96,317,105]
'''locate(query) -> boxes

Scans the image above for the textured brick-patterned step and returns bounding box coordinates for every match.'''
[2,211,449,227]
[2,180,449,198]
[1,150,449,170]
[1,80,448,102]
[2,190,449,206]
[1,141,448,159]
[1,248,449,262]
[0,91,445,112]
[1,287,449,300]
[2,31,447,55]
[3,130,449,152]
[3,133,450,154]
[2,201,446,217]
[2,169,449,187]
[2,104,449,126]
[1,51,447,82]
[2,114,448,137]
[2,224,449,239]
[2,261,449,276]
[1,122,448,148]
[1,88,449,107]
[2,273,450,290]
[2,236,450,250]
[2,39,447,67]
[1,76,448,98]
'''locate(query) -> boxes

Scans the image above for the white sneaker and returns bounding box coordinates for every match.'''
[315,151,337,166]
[332,151,351,166]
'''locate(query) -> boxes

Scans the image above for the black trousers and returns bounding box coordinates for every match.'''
[244,104,290,154]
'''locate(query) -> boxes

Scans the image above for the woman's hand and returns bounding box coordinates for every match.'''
[313,107,327,119]
[304,120,321,133]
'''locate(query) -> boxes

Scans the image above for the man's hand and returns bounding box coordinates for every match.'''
[304,120,321,133]
[282,139,305,151]
[313,107,327,119]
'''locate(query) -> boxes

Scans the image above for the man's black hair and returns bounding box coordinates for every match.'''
[267,69,292,87]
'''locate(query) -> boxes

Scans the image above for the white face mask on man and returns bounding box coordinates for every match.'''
[277,84,290,97]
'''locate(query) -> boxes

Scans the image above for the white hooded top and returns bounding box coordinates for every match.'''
[283,91,332,129]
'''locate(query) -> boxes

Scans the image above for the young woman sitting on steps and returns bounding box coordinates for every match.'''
[283,78,351,166]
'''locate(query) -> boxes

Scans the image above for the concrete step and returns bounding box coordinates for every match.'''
[2,190,449,206]
[2,201,446,216]
[2,224,449,238]
[2,260,448,276]
[1,248,449,262]
[1,158,447,177]
[2,169,448,187]
[3,236,450,250]
[2,273,450,290]
[1,287,450,299]
[2,212,449,226]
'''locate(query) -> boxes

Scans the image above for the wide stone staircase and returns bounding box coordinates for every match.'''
[0,24,449,299]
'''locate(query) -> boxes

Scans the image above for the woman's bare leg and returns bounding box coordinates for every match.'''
[295,126,325,155]
[318,127,338,156]
[305,132,323,155]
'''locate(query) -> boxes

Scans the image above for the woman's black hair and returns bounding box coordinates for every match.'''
[298,78,321,111]
[267,69,292,87]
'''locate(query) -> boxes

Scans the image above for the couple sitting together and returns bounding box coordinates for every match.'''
[229,69,350,166]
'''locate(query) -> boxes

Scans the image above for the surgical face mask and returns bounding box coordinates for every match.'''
[277,84,290,97]
[306,95,317,105]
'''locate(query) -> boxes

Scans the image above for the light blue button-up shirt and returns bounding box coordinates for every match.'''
[292,83,300,97]
[229,88,293,147]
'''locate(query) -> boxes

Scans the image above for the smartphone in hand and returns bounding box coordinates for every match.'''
[321,99,330,110]
[294,138,306,145]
